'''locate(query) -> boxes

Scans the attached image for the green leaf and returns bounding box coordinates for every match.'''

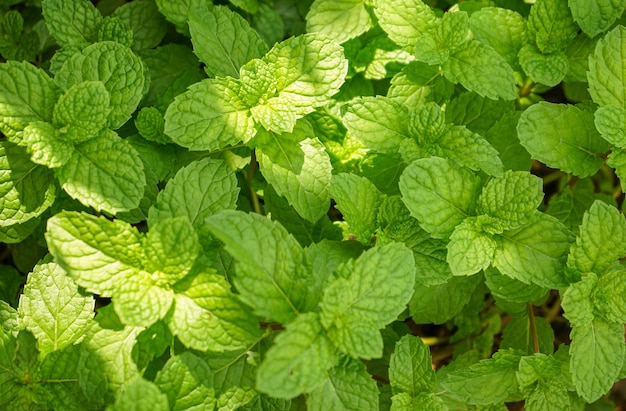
[39,344,90,410]
[308,357,379,411]
[164,77,256,151]
[608,148,626,190]
[437,125,504,176]
[42,0,102,46]
[256,122,332,223]
[45,211,143,296]
[517,102,610,178]
[111,0,168,51]
[320,243,415,359]
[518,44,569,87]
[306,0,373,44]
[52,80,111,143]
[256,312,338,398]
[410,275,481,324]
[106,377,169,411]
[588,25,626,108]
[204,210,309,323]
[483,112,532,172]
[562,272,597,327]
[18,258,94,356]
[570,318,626,402]
[484,267,550,305]
[341,96,409,154]
[22,121,73,168]
[154,0,204,35]
[500,315,555,355]
[527,0,578,53]
[56,130,146,213]
[55,41,146,130]
[97,16,133,47]
[594,269,626,324]
[494,212,573,289]
[389,335,435,396]
[517,354,570,411]
[569,0,626,38]
[189,5,267,78]
[388,62,453,107]
[447,217,497,276]
[477,170,544,230]
[567,200,626,276]
[391,392,447,411]
[399,157,482,239]
[441,349,524,405]
[0,141,56,226]
[442,40,517,100]
[469,7,525,70]
[595,105,626,148]
[154,352,217,410]
[0,61,60,140]
[373,0,438,51]
[331,173,383,243]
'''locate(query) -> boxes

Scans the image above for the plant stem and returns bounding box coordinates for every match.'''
[528,303,540,353]
[247,150,262,215]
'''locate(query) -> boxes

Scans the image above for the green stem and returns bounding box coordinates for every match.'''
[528,303,540,354]
[247,150,262,215]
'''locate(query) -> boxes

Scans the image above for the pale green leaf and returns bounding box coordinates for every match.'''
[134,106,168,144]
[441,349,524,405]
[595,105,626,148]
[442,40,517,100]
[189,5,267,78]
[97,16,133,47]
[387,62,453,107]
[106,377,169,411]
[22,121,73,168]
[256,312,338,398]
[608,148,626,190]
[588,25,626,108]
[399,157,482,239]
[500,315,555,355]
[341,96,409,154]
[57,130,145,213]
[564,33,598,83]
[306,0,373,44]
[256,122,332,223]
[52,80,111,143]
[569,0,626,38]
[18,258,94,356]
[154,352,217,411]
[42,0,102,46]
[389,335,435,396]
[111,0,168,51]
[168,271,261,351]
[204,210,309,323]
[570,318,626,402]
[308,357,379,411]
[114,270,173,327]
[594,269,626,324]
[494,212,573,289]
[562,272,597,327]
[567,200,626,275]
[518,44,569,87]
[517,354,570,411]
[45,211,143,296]
[331,173,383,243]
[483,112,533,172]
[484,267,550,305]
[527,0,578,53]
[164,77,256,151]
[373,0,438,51]
[408,102,446,142]
[55,41,146,129]
[154,0,204,35]
[437,125,504,176]
[517,102,610,178]
[0,61,60,140]
[320,243,415,358]
[447,217,497,276]
[470,7,525,70]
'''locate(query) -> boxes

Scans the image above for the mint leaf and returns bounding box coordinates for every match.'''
[22,121,73,168]
[441,349,524,405]
[373,0,438,51]
[469,7,524,70]
[42,0,102,46]
[501,315,555,355]
[442,40,517,100]
[570,318,626,402]
[527,0,578,53]
[494,212,573,288]
[388,62,453,107]
[331,173,383,243]
[308,357,379,411]
[55,41,146,129]
[567,200,626,276]
[154,0,203,35]
[306,0,373,44]
[391,392,447,410]
[588,25,626,108]
[399,157,482,239]
[517,102,609,178]
[111,0,167,51]
[447,217,497,276]
[97,16,133,47]
[256,312,338,398]
[164,77,256,151]
[320,243,415,358]
[154,351,217,410]
[189,5,267,78]
[518,44,569,87]
[594,269,626,324]
[18,257,94,356]
[56,130,145,213]
[255,122,332,223]
[517,354,570,411]
[569,0,626,38]
[204,210,309,323]
[106,376,169,411]
[594,105,626,148]
[437,125,504,176]
[389,335,435,396]
[342,96,409,154]
[0,61,60,140]
[485,267,550,305]
[562,272,597,327]
[39,344,90,410]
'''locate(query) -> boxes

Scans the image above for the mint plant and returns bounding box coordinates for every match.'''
[2,0,626,410]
